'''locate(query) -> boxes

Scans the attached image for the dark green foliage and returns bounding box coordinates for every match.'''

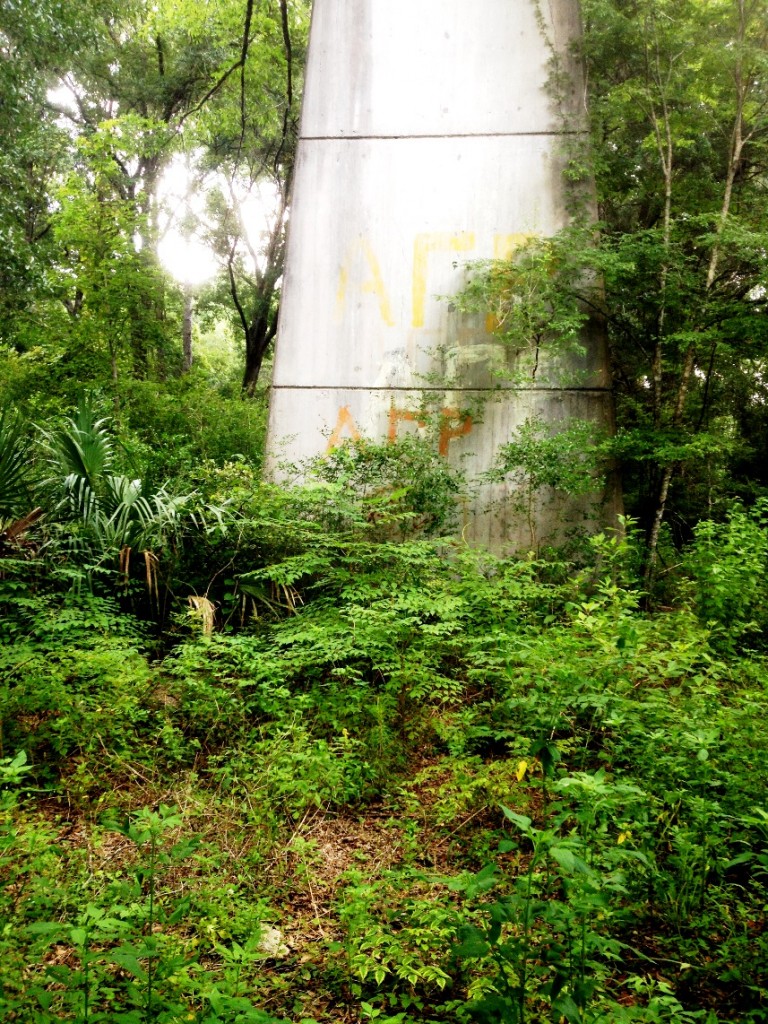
[120,376,269,484]
[305,435,466,539]
[683,500,768,649]
[0,405,33,518]
[446,0,768,575]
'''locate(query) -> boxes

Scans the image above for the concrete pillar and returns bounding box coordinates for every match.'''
[266,0,619,549]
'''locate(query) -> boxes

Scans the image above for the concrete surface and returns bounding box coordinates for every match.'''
[266,0,619,550]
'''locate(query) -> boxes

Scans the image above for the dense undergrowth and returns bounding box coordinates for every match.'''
[1,418,767,1023]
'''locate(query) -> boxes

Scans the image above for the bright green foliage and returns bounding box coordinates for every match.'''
[306,435,466,539]
[39,398,200,595]
[488,416,606,551]
[44,400,117,517]
[580,0,768,553]
[449,234,591,385]
[684,499,768,648]
[491,418,603,494]
[0,0,311,400]
[2,515,768,1021]
[0,0,101,350]
[450,0,768,566]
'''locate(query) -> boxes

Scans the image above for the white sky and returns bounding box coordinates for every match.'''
[158,155,280,287]
[46,84,279,289]
[156,155,220,287]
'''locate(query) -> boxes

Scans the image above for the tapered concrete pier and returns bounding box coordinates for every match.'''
[266,0,618,548]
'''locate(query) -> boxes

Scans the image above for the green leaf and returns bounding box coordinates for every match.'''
[501,806,532,833]
[724,851,753,869]
[26,922,62,936]
[110,950,148,980]
[465,862,499,896]
[552,993,584,1023]
[550,845,594,876]
[454,925,491,959]
[550,845,577,873]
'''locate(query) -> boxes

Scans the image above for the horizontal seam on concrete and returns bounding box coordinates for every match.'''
[299,131,586,141]
[271,385,612,394]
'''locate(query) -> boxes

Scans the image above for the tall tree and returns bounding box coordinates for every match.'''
[198,0,309,394]
[581,0,768,570]
[0,0,100,354]
[47,0,233,379]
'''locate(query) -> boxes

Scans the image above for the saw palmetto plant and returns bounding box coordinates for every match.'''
[41,398,194,594]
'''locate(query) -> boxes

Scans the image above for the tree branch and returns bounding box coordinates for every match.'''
[274,0,295,178]
[227,251,250,338]
[178,54,244,128]
[238,0,255,160]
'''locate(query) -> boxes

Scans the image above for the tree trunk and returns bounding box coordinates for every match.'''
[242,307,277,396]
[182,286,193,373]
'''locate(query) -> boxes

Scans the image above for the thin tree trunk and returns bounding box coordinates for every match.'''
[182,286,193,373]
[641,12,677,587]
[645,10,676,431]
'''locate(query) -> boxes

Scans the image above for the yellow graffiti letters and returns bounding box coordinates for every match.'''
[412,232,475,328]
[335,240,395,326]
[326,406,362,450]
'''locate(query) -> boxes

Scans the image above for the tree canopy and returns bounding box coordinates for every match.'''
[0,0,309,399]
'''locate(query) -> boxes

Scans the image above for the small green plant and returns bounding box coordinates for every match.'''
[488,416,605,550]
[337,870,456,997]
[21,805,200,1021]
[450,771,653,1024]
[449,234,592,385]
[36,397,229,617]
[306,433,466,539]
[103,805,200,1020]
[27,903,132,1022]
[683,500,768,649]
[0,404,33,518]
